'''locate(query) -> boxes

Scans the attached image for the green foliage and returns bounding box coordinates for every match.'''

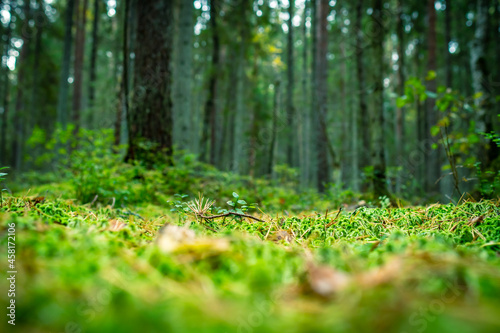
[2,192,500,332]
[0,166,8,207]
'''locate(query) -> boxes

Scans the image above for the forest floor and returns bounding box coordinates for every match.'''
[1,170,500,333]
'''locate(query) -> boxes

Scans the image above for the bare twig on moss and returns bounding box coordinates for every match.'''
[198,212,265,223]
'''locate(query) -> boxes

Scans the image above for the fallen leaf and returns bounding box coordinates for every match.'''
[108,219,127,232]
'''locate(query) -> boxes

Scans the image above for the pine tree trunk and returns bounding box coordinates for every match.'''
[471,0,498,167]
[371,0,388,197]
[88,0,100,128]
[126,0,174,165]
[57,0,75,127]
[72,0,89,136]
[286,0,295,167]
[200,0,220,165]
[0,3,13,165]
[356,0,370,189]
[425,0,440,195]
[12,0,32,171]
[174,0,193,151]
[395,0,406,194]
[315,0,330,192]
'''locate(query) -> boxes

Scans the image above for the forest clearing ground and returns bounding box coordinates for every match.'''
[0,194,499,333]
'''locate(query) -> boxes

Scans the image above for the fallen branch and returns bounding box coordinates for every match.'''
[198,212,265,223]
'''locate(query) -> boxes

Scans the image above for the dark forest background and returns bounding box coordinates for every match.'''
[0,0,499,202]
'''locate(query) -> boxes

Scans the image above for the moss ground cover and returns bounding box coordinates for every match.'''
[1,191,499,333]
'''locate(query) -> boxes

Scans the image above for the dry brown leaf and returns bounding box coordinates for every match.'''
[306,263,350,298]
[108,219,127,232]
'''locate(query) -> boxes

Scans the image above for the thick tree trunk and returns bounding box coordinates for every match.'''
[315,0,330,192]
[88,0,100,128]
[72,0,89,136]
[57,0,75,127]
[425,0,440,195]
[268,80,281,176]
[116,0,131,146]
[300,0,310,187]
[126,0,174,165]
[371,0,388,197]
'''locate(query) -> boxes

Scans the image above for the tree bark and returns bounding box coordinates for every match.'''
[286,0,295,167]
[0,2,14,165]
[200,0,220,165]
[72,0,89,136]
[88,0,100,128]
[126,0,174,165]
[425,0,441,195]
[356,0,370,188]
[57,0,75,127]
[315,0,330,192]
[174,0,193,151]
[371,0,389,197]
[12,0,32,171]
[395,0,406,194]
[471,0,498,168]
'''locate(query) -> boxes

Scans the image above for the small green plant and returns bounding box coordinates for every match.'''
[225,192,255,214]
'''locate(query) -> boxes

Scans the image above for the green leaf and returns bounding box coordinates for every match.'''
[426,70,436,81]
[227,201,235,206]
[232,192,239,198]
[431,143,438,149]
[237,200,247,205]
[396,96,407,108]
[431,126,440,137]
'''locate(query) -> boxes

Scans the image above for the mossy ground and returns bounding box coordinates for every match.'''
[1,187,500,333]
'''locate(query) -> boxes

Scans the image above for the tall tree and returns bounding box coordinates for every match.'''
[356,0,370,189]
[471,0,498,167]
[174,0,193,151]
[126,0,174,164]
[425,0,440,195]
[56,0,75,127]
[286,0,295,167]
[0,1,14,165]
[72,0,89,136]
[200,0,220,165]
[371,0,388,197]
[314,0,330,192]
[88,0,100,127]
[395,0,406,193]
[12,0,32,171]
[444,0,453,88]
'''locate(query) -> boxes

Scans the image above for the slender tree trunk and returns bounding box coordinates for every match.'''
[315,0,330,192]
[174,0,193,151]
[301,0,310,187]
[395,0,406,194]
[88,0,100,128]
[0,3,14,165]
[126,0,174,165]
[268,80,281,176]
[371,0,388,197]
[12,0,32,171]
[116,0,131,146]
[286,0,295,167]
[445,0,453,88]
[57,0,75,127]
[425,0,440,195]
[471,0,498,167]
[72,0,89,136]
[200,0,220,165]
[232,0,250,173]
[356,0,370,189]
